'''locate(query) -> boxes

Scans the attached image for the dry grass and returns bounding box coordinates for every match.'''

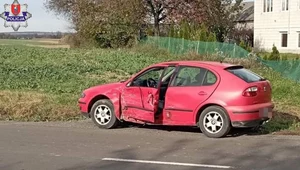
[259,111,300,135]
[273,129,300,135]
[0,91,82,121]
[33,39,61,44]
[26,44,70,48]
[0,38,70,48]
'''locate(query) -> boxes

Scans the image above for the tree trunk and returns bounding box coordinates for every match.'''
[154,14,160,36]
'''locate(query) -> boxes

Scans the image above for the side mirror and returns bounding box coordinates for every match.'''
[129,79,140,87]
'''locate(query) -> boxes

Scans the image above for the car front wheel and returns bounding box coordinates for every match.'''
[90,99,119,129]
[199,106,231,138]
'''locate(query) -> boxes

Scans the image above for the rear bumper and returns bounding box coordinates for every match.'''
[225,102,274,128]
[232,118,270,128]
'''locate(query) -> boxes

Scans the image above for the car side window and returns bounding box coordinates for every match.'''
[131,67,165,87]
[171,66,204,86]
[203,70,217,86]
[171,66,217,87]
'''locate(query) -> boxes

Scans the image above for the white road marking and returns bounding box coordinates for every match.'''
[102,158,234,169]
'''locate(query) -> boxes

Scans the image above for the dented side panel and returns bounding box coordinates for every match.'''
[140,87,159,114]
[120,87,156,123]
[102,87,124,119]
[120,86,143,109]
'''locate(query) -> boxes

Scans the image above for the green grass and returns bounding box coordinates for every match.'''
[0,44,299,134]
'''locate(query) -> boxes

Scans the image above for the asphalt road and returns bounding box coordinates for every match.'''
[0,120,300,170]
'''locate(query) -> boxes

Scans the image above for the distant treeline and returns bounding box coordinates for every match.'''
[0,32,73,39]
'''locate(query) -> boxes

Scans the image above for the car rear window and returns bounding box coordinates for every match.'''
[226,66,265,83]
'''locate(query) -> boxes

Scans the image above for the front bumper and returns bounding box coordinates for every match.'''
[78,100,89,117]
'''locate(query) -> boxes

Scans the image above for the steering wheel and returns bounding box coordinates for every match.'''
[147,78,157,88]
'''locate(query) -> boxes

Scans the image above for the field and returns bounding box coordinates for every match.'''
[0,38,70,48]
[0,39,300,135]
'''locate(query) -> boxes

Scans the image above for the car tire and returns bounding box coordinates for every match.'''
[199,106,231,138]
[90,99,119,129]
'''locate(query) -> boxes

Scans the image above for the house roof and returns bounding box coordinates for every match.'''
[235,1,254,22]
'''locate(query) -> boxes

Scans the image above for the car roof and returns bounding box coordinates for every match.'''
[157,61,238,69]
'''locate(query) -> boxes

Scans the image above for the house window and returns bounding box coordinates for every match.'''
[264,0,273,12]
[282,0,289,11]
[281,33,288,47]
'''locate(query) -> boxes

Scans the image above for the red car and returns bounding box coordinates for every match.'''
[78,61,274,138]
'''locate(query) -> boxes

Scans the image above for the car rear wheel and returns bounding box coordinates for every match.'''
[199,106,231,138]
[90,99,119,129]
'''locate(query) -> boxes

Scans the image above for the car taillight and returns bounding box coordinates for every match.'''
[243,86,258,97]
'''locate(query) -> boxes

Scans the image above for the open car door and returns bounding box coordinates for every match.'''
[121,66,176,123]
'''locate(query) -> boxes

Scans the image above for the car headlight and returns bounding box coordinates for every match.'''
[80,93,86,98]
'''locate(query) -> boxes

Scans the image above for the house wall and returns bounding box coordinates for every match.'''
[254,0,300,53]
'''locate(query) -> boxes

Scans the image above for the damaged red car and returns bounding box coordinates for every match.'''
[78,61,274,138]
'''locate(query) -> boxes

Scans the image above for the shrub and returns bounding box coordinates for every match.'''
[281,55,288,60]
[263,54,269,60]
[168,22,217,42]
[269,45,280,60]
[239,40,252,52]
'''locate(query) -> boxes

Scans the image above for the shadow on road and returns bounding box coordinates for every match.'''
[120,122,266,138]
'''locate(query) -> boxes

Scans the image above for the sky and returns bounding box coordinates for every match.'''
[0,0,72,32]
[0,0,254,33]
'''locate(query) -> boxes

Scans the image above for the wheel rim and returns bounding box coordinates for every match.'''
[94,105,112,125]
[203,111,224,134]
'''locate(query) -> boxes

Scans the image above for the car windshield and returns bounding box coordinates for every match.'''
[226,67,266,83]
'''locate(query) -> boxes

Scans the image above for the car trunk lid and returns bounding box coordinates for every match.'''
[225,66,272,105]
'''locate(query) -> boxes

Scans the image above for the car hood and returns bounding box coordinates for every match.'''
[83,82,124,94]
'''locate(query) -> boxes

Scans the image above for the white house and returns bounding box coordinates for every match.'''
[254,0,300,53]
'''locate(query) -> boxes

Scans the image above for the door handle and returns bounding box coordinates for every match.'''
[198,91,207,95]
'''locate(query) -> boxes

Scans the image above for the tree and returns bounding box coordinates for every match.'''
[203,0,243,42]
[45,0,146,47]
[144,0,243,39]
[45,0,243,47]
[144,0,206,36]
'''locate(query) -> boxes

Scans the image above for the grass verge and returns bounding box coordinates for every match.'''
[0,44,299,135]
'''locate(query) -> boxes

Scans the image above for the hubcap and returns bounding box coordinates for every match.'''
[203,111,223,134]
[94,105,111,125]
